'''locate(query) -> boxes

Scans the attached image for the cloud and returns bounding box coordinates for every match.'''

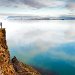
[21,0,46,8]
[38,0,66,8]
[65,0,75,11]
[0,0,75,12]
[0,0,74,16]
[0,0,69,8]
[0,0,46,8]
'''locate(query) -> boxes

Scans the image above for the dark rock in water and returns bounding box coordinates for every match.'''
[11,56,41,75]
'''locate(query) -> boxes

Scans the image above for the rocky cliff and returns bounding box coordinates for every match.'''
[0,28,41,75]
[0,28,17,75]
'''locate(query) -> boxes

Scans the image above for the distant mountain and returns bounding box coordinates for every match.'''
[6,15,75,21]
[59,16,75,20]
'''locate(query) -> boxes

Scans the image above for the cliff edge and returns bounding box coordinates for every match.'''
[0,28,41,75]
[0,28,17,75]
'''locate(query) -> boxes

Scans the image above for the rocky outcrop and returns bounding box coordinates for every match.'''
[0,28,17,75]
[12,56,41,75]
[0,28,41,75]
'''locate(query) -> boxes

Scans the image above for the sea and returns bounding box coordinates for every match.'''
[2,19,75,75]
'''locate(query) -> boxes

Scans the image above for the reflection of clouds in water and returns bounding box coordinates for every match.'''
[64,21,75,41]
[47,48,75,62]
[2,20,75,47]
[1,20,75,64]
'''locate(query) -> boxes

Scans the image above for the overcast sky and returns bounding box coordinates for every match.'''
[0,0,75,16]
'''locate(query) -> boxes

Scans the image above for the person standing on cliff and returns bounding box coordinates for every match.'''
[0,22,2,29]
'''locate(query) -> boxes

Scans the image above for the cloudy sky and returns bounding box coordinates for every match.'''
[0,0,75,16]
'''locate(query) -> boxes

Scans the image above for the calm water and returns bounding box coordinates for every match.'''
[2,20,75,75]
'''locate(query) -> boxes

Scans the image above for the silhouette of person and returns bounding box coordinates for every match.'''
[0,22,2,28]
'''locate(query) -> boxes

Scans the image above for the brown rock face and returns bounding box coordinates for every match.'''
[12,56,41,75]
[0,28,17,75]
[0,28,41,75]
